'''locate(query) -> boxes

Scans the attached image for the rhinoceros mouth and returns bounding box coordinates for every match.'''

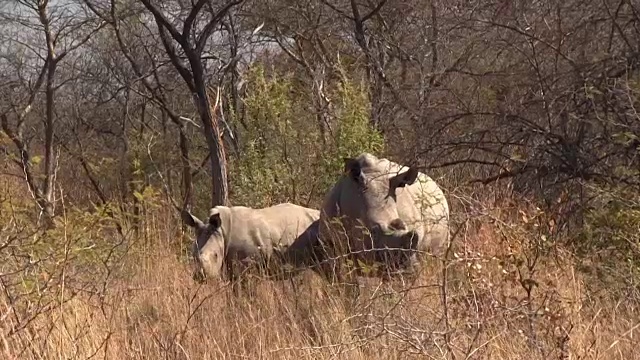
[192,268,207,283]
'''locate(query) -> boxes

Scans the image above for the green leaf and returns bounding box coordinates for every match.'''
[133,191,144,202]
[30,155,42,165]
[510,154,526,162]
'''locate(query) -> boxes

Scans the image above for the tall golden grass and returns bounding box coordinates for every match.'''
[0,180,638,360]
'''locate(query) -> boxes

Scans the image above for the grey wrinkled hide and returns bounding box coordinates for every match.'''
[276,219,322,276]
[317,153,450,279]
[182,203,320,287]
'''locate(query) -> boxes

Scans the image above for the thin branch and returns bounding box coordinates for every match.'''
[137,0,185,46]
[183,0,209,44]
[157,26,195,90]
[56,20,108,62]
[15,58,49,135]
[271,28,305,66]
[0,114,44,210]
[191,151,211,179]
[319,0,354,20]
[195,0,245,53]
[361,0,388,22]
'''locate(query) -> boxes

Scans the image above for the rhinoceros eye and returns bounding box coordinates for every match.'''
[349,167,368,190]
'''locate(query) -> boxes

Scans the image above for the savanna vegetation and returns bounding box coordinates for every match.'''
[1,0,639,358]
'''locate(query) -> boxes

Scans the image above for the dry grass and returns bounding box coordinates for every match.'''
[0,184,638,359]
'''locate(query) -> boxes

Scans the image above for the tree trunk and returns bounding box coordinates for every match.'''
[192,72,229,207]
[136,0,241,208]
[41,58,57,225]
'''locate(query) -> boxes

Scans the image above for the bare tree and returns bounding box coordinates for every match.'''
[105,0,198,211]
[133,0,246,207]
[0,0,105,225]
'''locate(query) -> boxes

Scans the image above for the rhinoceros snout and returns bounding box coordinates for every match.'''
[400,230,419,250]
[192,268,207,283]
[371,218,409,237]
[389,218,407,231]
[372,228,419,250]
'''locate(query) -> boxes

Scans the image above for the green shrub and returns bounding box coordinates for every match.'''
[228,64,318,207]
[317,66,385,193]
[228,63,384,209]
[577,185,640,299]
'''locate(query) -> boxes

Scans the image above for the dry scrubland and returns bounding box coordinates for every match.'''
[2,0,640,357]
[1,177,638,360]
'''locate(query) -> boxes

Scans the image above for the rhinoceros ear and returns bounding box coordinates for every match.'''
[343,157,365,185]
[182,210,205,229]
[343,157,357,173]
[391,167,419,189]
[208,210,222,230]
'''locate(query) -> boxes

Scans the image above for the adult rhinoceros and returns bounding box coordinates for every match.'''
[315,153,450,281]
[181,203,320,293]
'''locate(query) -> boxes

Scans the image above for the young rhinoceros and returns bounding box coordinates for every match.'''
[181,203,320,293]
